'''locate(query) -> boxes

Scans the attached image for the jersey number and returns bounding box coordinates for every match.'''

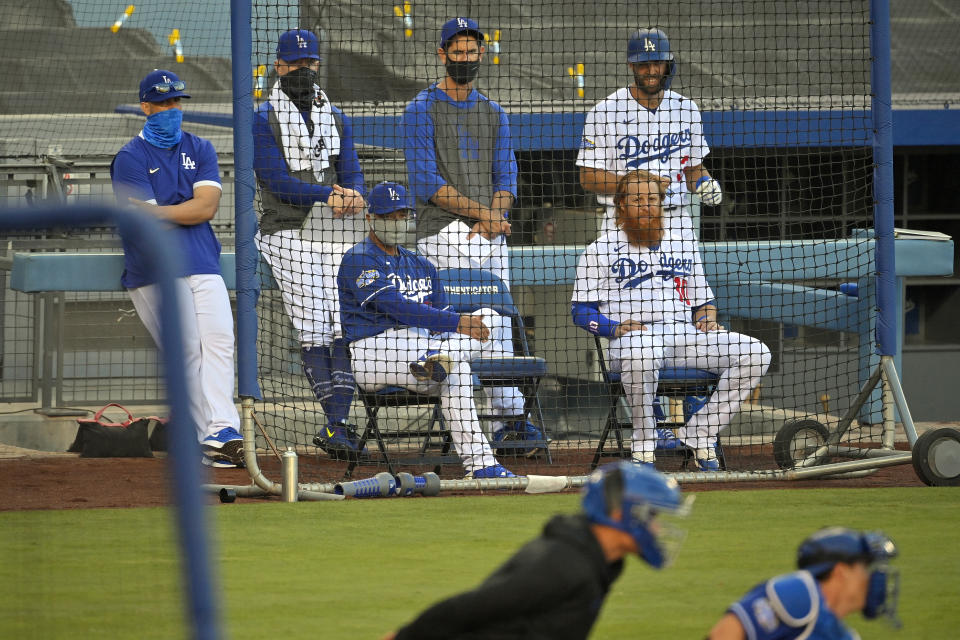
[674,276,691,305]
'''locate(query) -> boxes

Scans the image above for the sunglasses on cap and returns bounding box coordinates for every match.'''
[151,81,186,93]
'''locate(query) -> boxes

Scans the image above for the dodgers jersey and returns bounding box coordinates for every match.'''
[577,88,709,231]
[572,229,713,326]
[338,238,454,343]
[402,84,518,238]
[728,571,860,640]
[111,131,222,288]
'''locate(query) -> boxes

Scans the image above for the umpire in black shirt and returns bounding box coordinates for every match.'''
[383,463,694,640]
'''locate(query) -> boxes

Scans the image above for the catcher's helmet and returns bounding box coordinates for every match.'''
[627,28,676,90]
[797,527,900,625]
[581,462,692,568]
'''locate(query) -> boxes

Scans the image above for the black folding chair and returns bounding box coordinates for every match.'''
[589,336,723,470]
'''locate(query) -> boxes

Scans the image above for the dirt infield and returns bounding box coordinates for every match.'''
[0,445,925,511]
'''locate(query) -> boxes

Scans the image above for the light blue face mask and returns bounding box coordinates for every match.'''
[142,108,183,148]
[369,216,413,246]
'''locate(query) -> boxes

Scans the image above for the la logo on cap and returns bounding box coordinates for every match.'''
[644,38,656,51]
[296,34,307,48]
[389,188,400,200]
[457,17,468,27]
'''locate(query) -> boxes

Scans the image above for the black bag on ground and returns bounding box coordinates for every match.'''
[68,403,162,458]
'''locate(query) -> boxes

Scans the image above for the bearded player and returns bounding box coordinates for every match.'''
[571,170,769,470]
[577,27,723,241]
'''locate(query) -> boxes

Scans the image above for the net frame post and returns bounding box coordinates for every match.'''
[0,204,223,639]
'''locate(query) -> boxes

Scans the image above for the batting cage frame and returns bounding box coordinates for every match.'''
[0,205,223,638]
[208,0,955,499]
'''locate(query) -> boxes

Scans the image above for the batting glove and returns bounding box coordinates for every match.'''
[694,176,723,206]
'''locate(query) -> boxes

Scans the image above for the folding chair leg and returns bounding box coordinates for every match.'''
[591,384,630,470]
[346,404,396,478]
[522,380,552,464]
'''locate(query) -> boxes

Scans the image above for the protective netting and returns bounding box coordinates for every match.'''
[0,1,905,481]
[248,0,882,483]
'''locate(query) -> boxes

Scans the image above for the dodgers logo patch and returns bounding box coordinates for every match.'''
[356,269,379,288]
[752,597,779,633]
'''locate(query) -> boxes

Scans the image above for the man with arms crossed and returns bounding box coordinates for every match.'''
[111,69,242,467]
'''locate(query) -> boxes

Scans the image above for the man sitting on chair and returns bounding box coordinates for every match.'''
[571,169,771,470]
[337,181,517,479]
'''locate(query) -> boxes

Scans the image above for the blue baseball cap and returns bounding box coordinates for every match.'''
[139,69,191,103]
[439,17,483,49]
[368,182,413,215]
[277,29,320,62]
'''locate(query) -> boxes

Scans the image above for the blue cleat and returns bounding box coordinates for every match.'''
[693,449,721,472]
[654,427,683,451]
[468,464,517,479]
[201,426,244,467]
[313,422,367,459]
[492,421,549,458]
[409,350,452,383]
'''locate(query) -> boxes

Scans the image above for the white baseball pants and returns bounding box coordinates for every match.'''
[608,323,770,454]
[129,274,240,442]
[256,229,350,348]
[350,320,513,473]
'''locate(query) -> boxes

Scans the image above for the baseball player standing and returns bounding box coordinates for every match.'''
[383,462,693,640]
[111,69,242,468]
[577,27,723,241]
[338,181,517,479]
[254,29,367,457]
[571,170,769,470]
[401,17,547,455]
[709,527,900,639]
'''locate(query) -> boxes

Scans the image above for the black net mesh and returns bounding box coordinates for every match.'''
[0,1,930,482]
[249,0,880,484]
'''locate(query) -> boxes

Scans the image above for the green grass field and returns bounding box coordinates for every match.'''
[2,488,959,639]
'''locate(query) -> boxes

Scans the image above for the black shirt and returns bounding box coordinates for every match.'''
[395,515,625,640]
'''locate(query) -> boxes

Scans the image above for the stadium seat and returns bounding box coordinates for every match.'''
[346,268,551,477]
[589,336,723,470]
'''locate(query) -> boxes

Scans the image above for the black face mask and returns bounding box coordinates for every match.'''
[445,60,480,85]
[280,66,318,109]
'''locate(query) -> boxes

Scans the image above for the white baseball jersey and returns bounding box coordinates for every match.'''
[572,229,714,326]
[577,88,710,234]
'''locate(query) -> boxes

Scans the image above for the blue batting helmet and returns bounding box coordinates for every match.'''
[797,527,900,624]
[627,28,676,89]
[581,462,692,568]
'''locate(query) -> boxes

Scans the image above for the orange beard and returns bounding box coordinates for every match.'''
[620,220,663,248]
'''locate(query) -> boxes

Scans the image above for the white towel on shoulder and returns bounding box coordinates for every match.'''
[268,82,341,181]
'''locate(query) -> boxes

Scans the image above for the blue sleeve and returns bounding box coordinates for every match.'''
[195,138,222,186]
[402,94,446,202]
[491,103,518,198]
[110,150,155,203]
[252,106,333,206]
[372,296,460,334]
[331,105,365,194]
[571,301,619,338]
